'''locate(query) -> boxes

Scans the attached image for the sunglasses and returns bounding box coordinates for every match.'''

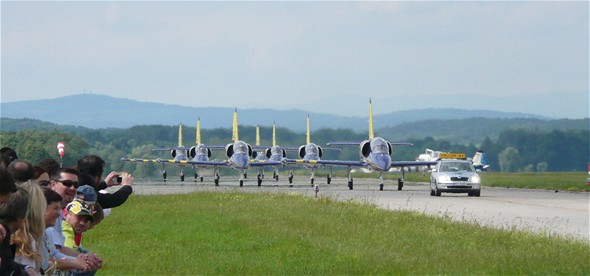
[56,180,79,188]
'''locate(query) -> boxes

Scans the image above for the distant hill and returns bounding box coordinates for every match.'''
[1,94,551,132]
[378,117,589,144]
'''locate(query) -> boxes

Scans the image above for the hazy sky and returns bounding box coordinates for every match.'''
[2,1,588,118]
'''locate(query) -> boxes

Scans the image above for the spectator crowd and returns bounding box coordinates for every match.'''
[0,146,134,275]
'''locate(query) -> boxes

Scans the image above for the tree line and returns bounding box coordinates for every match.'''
[0,122,587,176]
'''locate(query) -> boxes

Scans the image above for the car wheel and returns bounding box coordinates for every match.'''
[430,181,435,196]
[434,185,441,197]
[474,189,481,197]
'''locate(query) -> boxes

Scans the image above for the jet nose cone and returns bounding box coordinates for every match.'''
[233,153,250,169]
[374,153,391,171]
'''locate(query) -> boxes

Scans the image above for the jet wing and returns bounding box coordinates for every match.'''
[249,160,283,166]
[283,158,368,167]
[153,146,191,151]
[162,159,230,166]
[121,157,159,163]
[390,160,437,167]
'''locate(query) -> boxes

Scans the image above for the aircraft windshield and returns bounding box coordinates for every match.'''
[234,141,248,154]
[306,144,319,156]
[197,146,207,155]
[271,147,282,156]
[371,138,389,154]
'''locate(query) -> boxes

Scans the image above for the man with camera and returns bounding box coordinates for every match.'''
[77,155,134,209]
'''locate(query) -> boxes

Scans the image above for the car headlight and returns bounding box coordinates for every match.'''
[470,174,481,184]
[437,175,452,183]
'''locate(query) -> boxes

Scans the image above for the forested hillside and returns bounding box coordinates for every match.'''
[0,118,587,176]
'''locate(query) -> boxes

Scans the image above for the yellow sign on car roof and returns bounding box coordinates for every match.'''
[439,153,466,159]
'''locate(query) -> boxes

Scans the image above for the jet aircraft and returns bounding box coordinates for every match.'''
[121,124,194,181]
[251,123,290,185]
[470,150,490,171]
[283,115,341,185]
[121,121,218,182]
[180,109,282,186]
[291,99,437,191]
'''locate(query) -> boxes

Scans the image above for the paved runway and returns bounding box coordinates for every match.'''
[124,176,589,241]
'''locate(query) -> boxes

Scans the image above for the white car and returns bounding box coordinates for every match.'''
[430,159,481,197]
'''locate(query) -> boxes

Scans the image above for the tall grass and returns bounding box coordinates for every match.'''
[85,192,589,275]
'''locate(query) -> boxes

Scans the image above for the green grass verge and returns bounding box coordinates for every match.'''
[315,171,590,191]
[85,192,589,275]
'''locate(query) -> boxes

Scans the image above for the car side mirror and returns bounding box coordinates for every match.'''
[430,168,437,172]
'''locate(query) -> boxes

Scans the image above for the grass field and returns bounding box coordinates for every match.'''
[85,191,589,275]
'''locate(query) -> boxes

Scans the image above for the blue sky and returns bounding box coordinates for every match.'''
[1,1,588,118]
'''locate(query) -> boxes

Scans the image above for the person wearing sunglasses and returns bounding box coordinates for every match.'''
[46,168,81,259]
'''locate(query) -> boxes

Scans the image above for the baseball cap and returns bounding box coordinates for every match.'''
[76,185,96,202]
[66,200,95,222]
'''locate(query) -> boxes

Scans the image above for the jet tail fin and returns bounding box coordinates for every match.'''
[196,118,201,145]
[178,124,183,147]
[232,108,239,142]
[368,98,375,140]
[472,150,490,170]
[306,115,311,145]
[256,125,261,146]
[272,122,277,147]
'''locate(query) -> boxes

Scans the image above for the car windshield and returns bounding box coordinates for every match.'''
[440,162,474,172]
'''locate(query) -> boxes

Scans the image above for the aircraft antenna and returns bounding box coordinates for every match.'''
[369,99,375,139]
[196,117,201,145]
[306,115,311,145]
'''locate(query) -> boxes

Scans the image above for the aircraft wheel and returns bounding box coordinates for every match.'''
[327,176,331,184]
[397,178,403,191]
[240,180,244,187]
[244,173,247,179]
[379,183,384,191]
[163,171,167,180]
[275,175,279,181]
[257,174,262,186]
[180,174,185,182]
[348,180,353,190]
[288,176,293,184]
[214,178,219,186]
[200,176,204,182]
[311,178,314,185]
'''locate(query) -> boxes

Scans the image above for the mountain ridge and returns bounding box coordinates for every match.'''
[1,94,550,132]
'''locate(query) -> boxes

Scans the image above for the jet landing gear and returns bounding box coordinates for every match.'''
[288,170,294,187]
[257,172,263,187]
[398,167,406,191]
[347,167,353,190]
[214,169,220,186]
[161,164,167,183]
